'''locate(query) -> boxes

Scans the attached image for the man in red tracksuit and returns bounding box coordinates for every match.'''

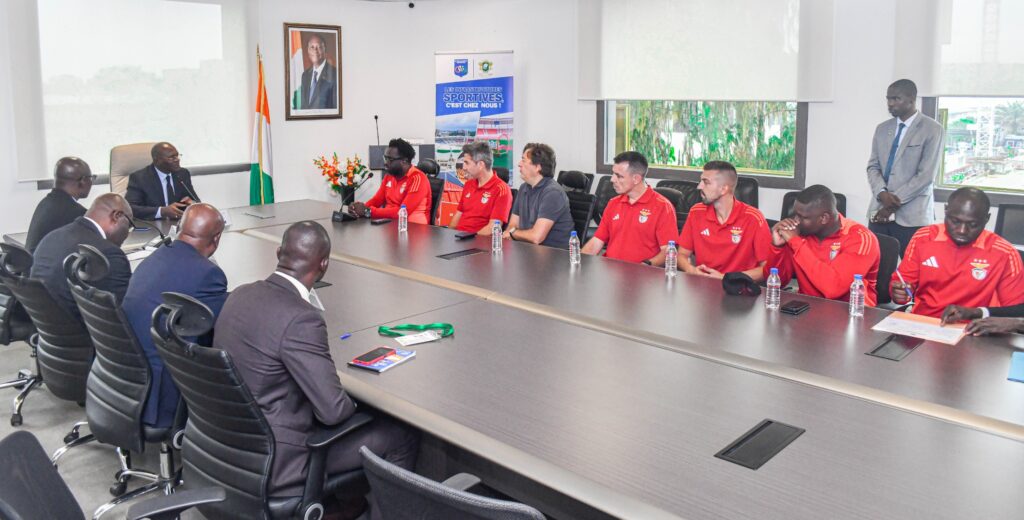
[351,138,431,224]
[766,185,881,306]
[893,187,1024,318]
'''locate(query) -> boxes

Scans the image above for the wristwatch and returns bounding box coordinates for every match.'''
[364,207,372,218]
[507,227,517,240]
[876,188,887,202]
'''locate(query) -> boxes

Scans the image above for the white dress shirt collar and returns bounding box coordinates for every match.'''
[273,271,324,310]
[83,216,106,239]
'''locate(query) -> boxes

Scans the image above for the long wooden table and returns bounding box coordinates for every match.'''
[246,216,1024,441]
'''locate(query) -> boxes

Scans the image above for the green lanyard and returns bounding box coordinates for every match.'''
[378,323,455,338]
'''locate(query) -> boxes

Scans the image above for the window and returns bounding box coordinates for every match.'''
[938,97,1024,193]
[603,100,802,180]
[31,0,253,178]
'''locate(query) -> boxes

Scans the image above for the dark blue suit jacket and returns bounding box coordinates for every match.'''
[125,165,198,220]
[122,241,227,427]
[31,217,131,322]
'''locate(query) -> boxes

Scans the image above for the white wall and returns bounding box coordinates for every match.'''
[0,0,961,235]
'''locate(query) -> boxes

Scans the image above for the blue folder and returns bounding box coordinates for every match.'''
[1008,352,1024,383]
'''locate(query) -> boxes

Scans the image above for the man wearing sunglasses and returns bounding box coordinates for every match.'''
[25,157,95,252]
[350,138,431,224]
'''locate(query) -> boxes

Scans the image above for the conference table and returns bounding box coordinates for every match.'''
[246,213,1024,441]
[8,199,1024,518]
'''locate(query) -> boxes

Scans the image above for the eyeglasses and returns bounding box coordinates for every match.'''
[382,155,405,164]
[80,174,98,182]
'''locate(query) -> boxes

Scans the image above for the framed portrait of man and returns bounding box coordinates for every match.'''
[284,23,342,120]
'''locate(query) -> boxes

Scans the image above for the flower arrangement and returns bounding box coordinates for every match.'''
[315,153,370,195]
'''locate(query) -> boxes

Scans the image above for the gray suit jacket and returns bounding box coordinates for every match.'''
[866,113,945,227]
[212,274,356,495]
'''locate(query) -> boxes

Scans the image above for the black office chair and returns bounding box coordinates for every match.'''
[65,245,185,517]
[561,172,597,240]
[653,187,685,233]
[557,170,593,193]
[780,191,848,220]
[153,292,373,520]
[994,203,1024,246]
[735,177,759,208]
[508,188,519,223]
[0,248,39,424]
[657,179,701,229]
[360,446,545,520]
[0,430,224,520]
[874,233,901,307]
[592,176,617,225]
[417,158,440,178]
[427,176,445,226]
[0,243,91,435]
[493,167,510,184]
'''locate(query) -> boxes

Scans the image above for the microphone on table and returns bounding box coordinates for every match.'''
[175,174,201,203]
[131,217,171,249]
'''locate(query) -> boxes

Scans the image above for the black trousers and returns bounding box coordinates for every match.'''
[868,221,920,258]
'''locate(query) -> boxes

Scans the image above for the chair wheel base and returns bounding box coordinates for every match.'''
[64,431,79,444]
[10,414,21,427]
[110,480,128,497]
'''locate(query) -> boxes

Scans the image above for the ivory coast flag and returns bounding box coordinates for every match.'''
[250,48,274,205]
[289,31,304,109]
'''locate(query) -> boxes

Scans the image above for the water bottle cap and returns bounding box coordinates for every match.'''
[770,267,779,275]
[494,219,501,224]
[570,231,577,236]
[668,240,676,246]
[400,204,406,209]
[854,274,862,280]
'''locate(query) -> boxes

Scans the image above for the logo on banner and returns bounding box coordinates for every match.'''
[638,209,651,224]
[730,228,743,244]
[829,242,841,261]
[454,59,469,77]
[970,260,990,280]
[478,60,494,76]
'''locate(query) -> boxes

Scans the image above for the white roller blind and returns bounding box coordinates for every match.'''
[578,0,834,101]
[936,0,1024,96]
[10,0,255,181]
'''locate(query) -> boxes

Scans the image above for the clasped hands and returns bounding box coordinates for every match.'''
[871,191,902,223]
[770,218,799,247]
[162,196,195,219]
[941,305,1024,336]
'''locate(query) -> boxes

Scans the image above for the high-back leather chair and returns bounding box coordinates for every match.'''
[65,245,183,518]
[417,159,444,225]
[0,245,39,426]
[153,293,372,520]
[735,177,759,208]
[874,233,901,306]
[994,203,1024,246]
[0,243,92,428]
[557,170,594,193]
[592,176,617,225]
[360,446,545,520]
[110,142,157,197]
[560,172,597,240]
[656,180,700,230]
[0,430,225,520]
[653,187,685,233]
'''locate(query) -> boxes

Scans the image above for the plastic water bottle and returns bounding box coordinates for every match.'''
[569,231,581,266]
[665,240,678,276]
[766,267,781,310]
[849,274,865,317]
[398,204,408,233]
[491,220,503,253]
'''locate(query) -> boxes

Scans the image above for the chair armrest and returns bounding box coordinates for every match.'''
[307,412,373,450]
[125,487,226,520]
[441,473,481,492]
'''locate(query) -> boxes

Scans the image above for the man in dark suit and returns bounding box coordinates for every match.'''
[31,193,133,321]
[299,34,338,109]
[122,203,227,428]
[25,157,95,252]
[125,142,200,220]
[213,221,417,511]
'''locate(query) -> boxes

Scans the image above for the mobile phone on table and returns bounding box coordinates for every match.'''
[454,231,477,240]
[352,347,395,365]
[370,218,393,225]
[779,300,810,315]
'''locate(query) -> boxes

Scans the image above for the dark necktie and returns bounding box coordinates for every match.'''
[882,122,906,184]
[165,174,175,205]
[309,70,318,104]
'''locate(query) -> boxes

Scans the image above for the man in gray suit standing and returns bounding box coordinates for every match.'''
[866,79,945,255]
[214,221,418,513]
